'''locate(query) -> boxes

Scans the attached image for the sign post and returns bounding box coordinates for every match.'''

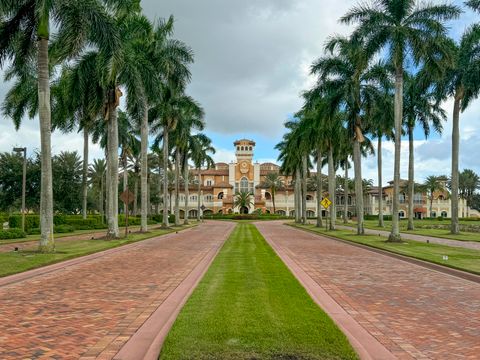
[120,190,135,237]
[321,197,332,231]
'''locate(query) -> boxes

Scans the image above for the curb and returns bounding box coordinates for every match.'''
[113,223,235,360]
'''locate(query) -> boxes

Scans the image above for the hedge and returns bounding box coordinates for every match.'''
[0,229,27,240]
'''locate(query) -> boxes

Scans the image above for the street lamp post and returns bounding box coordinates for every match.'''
[13,147,27,232]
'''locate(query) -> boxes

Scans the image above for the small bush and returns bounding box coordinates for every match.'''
[27,228,41,235]
[9,215,40,231]
[0,229,27,240]
[54,225,75,233]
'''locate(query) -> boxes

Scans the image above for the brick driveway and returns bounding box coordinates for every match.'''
[0,221,234,360]
[256,222,480,360]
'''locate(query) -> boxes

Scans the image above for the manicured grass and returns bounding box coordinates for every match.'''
[0,225,195,277]
[340,220,480,242]
[291,224,480,275]
[159,223,358,360]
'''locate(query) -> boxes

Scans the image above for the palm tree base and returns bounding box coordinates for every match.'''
[38,244,55,253]
[387,233,402,243]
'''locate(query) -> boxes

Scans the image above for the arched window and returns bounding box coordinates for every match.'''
[399,210,405,218]
[438,195,445,201]
[206,179,213,186]
[240,177,249,192]
[249,146,252,151]
[237,146,240,151]
[265,192,272,200]
[241,146,244,151]
[441,211,448,218]
[431,211,437,218]
[218,192,224,199]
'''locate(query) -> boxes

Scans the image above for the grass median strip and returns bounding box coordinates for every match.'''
[291,223,480,275]
[0,225,195,278]
[159,223,358,360]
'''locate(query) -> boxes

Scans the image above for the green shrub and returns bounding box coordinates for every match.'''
[0,229,27,240]
[9,215,40,230]
[27,228,41,235]
[54,225,75,233]
[169,214,176,223]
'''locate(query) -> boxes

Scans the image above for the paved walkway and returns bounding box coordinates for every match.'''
[256,222,480,360]
[336,225,480,251]
[0,221,235,360]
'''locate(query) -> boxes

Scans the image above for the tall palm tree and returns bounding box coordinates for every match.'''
[190,134,215,221]
[0,0,117,250]
[342,0,460,241]
[262,172,284,214]
[311,36,388,234]
[403,71,446,230]
[433,26,480,234]
[88,158,106,220]
[424,175,447,218]
[459,169,480,218]
[466,0,480,11]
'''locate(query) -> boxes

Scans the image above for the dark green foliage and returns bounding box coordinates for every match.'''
[9,215,40,230]
[0,229,26,240]
[203,214,290,221]
[365,214,392,221]
[54,225,75,233]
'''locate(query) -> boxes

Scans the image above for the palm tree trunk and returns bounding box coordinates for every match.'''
[184,159,189,225]
[105,150,109,225]
[82,128,89,219]
[162,127,169,227]
[106,88,120,238]
[302,155,308,224]
[272,191,276,214]
[407,125,415,230]
[37,37,55,252]
[316,148,323,228]
[328,146,336,230]
[175,150,181,226]
[133,177,138,216]
[451,91,462,234]
[377,137,384,227]
[353,138,364,235]
[295,168,301,223]
[197,168,201,221]
[389,66,403,242]
[123,157,128,215]
[100,176,104,221]
[157,160,162,215]
[140,102,149,232]
[344,159,348,224]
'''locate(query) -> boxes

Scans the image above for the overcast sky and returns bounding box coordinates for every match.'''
[0,0,478,185]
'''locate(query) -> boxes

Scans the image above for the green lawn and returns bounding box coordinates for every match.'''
[0,225,194,277]
[159,223,358,360]
[340,219,480,242]
[292,224,480,275]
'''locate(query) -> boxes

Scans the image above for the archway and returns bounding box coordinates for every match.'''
[240,206,249,214]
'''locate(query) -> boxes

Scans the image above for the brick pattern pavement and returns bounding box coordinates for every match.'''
[256,222,480,360]
[0,221,235,360]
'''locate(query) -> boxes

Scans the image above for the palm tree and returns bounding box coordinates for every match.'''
[262,172,284,214]
[403,71,446,230]
[367,77,394,228]
[311,35,390,234]
[0,0,117,251]
[190,134,215,221]
[234,191,254,214]
[424,175,448,218]
[88,158,107,220]
[459,169,480,218]
[466,0,480,11]
[342,0,460,241]
[433,26,480,234]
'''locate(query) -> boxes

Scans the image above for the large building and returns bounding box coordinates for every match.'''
[175,139,479,219]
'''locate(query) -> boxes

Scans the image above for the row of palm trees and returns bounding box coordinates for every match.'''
[0,0,215,252]
[277,0,479,241]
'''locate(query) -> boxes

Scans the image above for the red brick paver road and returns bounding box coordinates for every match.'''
[0,221,235,360]
[256,222,480,360]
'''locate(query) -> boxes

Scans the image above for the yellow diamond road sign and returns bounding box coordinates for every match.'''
[321,197,332,209]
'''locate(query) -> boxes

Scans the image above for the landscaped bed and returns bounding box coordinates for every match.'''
[291,223,480,275]
[159,223,358,360]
